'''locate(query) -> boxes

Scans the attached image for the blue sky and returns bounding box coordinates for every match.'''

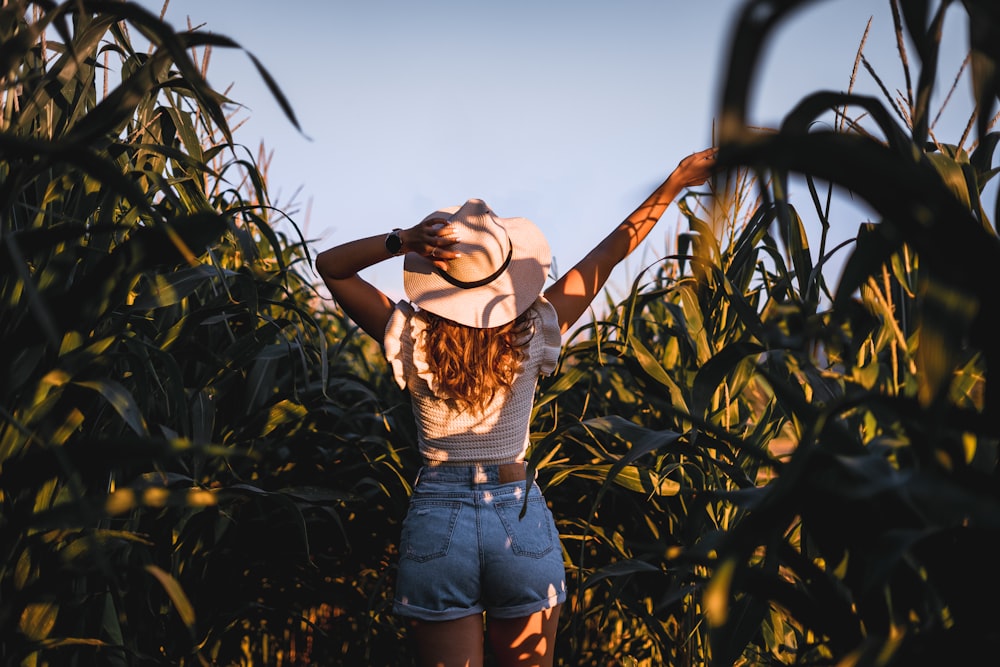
[136,0,974,305]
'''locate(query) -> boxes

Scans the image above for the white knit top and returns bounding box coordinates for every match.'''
[383,296,562,464]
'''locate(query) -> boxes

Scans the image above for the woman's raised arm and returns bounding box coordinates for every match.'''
[543,147,716,333]
[315,219,460,343]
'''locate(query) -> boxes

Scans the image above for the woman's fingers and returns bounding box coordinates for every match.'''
[417,218,461,266]
[674,147,718,186]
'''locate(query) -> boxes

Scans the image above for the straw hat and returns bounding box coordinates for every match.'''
[403,198,550,328]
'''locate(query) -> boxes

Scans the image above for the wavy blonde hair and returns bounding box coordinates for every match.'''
[423,311,530,412]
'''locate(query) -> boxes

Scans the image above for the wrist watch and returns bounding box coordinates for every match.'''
[384,228,403,255]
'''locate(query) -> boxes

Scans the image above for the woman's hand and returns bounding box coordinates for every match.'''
[668,147,717,189]
[402,218,462,269]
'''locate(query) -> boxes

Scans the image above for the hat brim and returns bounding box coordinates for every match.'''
[404,211,550,328]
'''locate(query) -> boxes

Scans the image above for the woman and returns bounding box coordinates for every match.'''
[315,147,716,667]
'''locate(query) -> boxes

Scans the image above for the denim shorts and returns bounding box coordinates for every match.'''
[392,463,567,622]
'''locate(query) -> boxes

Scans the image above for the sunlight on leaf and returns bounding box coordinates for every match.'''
[106,489,137,515]
[705,558,735,627]
[627,336,689,411]
[187,488,217,507]
[145,565,196,632]
[41,369,71,387]
[19,602,58,641]
[142,487,170,508]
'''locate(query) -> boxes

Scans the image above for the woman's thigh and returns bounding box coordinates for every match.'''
[409,614,486,667]
[487,604,561,667]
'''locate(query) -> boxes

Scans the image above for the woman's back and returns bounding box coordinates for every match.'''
[384,297,561,464]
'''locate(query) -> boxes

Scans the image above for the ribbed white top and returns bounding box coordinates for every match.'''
[383,297,561,463]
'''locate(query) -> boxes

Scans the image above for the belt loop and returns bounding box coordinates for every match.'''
[473,464,488,484]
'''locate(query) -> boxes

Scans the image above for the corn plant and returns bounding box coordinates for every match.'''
[525,1,1000,665]
[530,165,784,666]
[696,0,1000,664]
[7,1,999,665]
[0,2,415,665]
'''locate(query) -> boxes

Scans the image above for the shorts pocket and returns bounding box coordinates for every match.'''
[495,496,555,558]
[400,499,462,562]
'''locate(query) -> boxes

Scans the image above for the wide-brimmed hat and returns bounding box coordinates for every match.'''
[403,198,550,328]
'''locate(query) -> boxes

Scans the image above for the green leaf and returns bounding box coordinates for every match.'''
[627,336,688,412]
[584,558,661,589]
[131,264,232,310]
[18,602,58,641]
[73,379,148,436]
[144,565,196,633]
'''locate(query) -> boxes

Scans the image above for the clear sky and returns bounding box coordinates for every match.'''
[135,0,974,305]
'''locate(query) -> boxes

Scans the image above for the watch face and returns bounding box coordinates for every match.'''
[386,232,402,254]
